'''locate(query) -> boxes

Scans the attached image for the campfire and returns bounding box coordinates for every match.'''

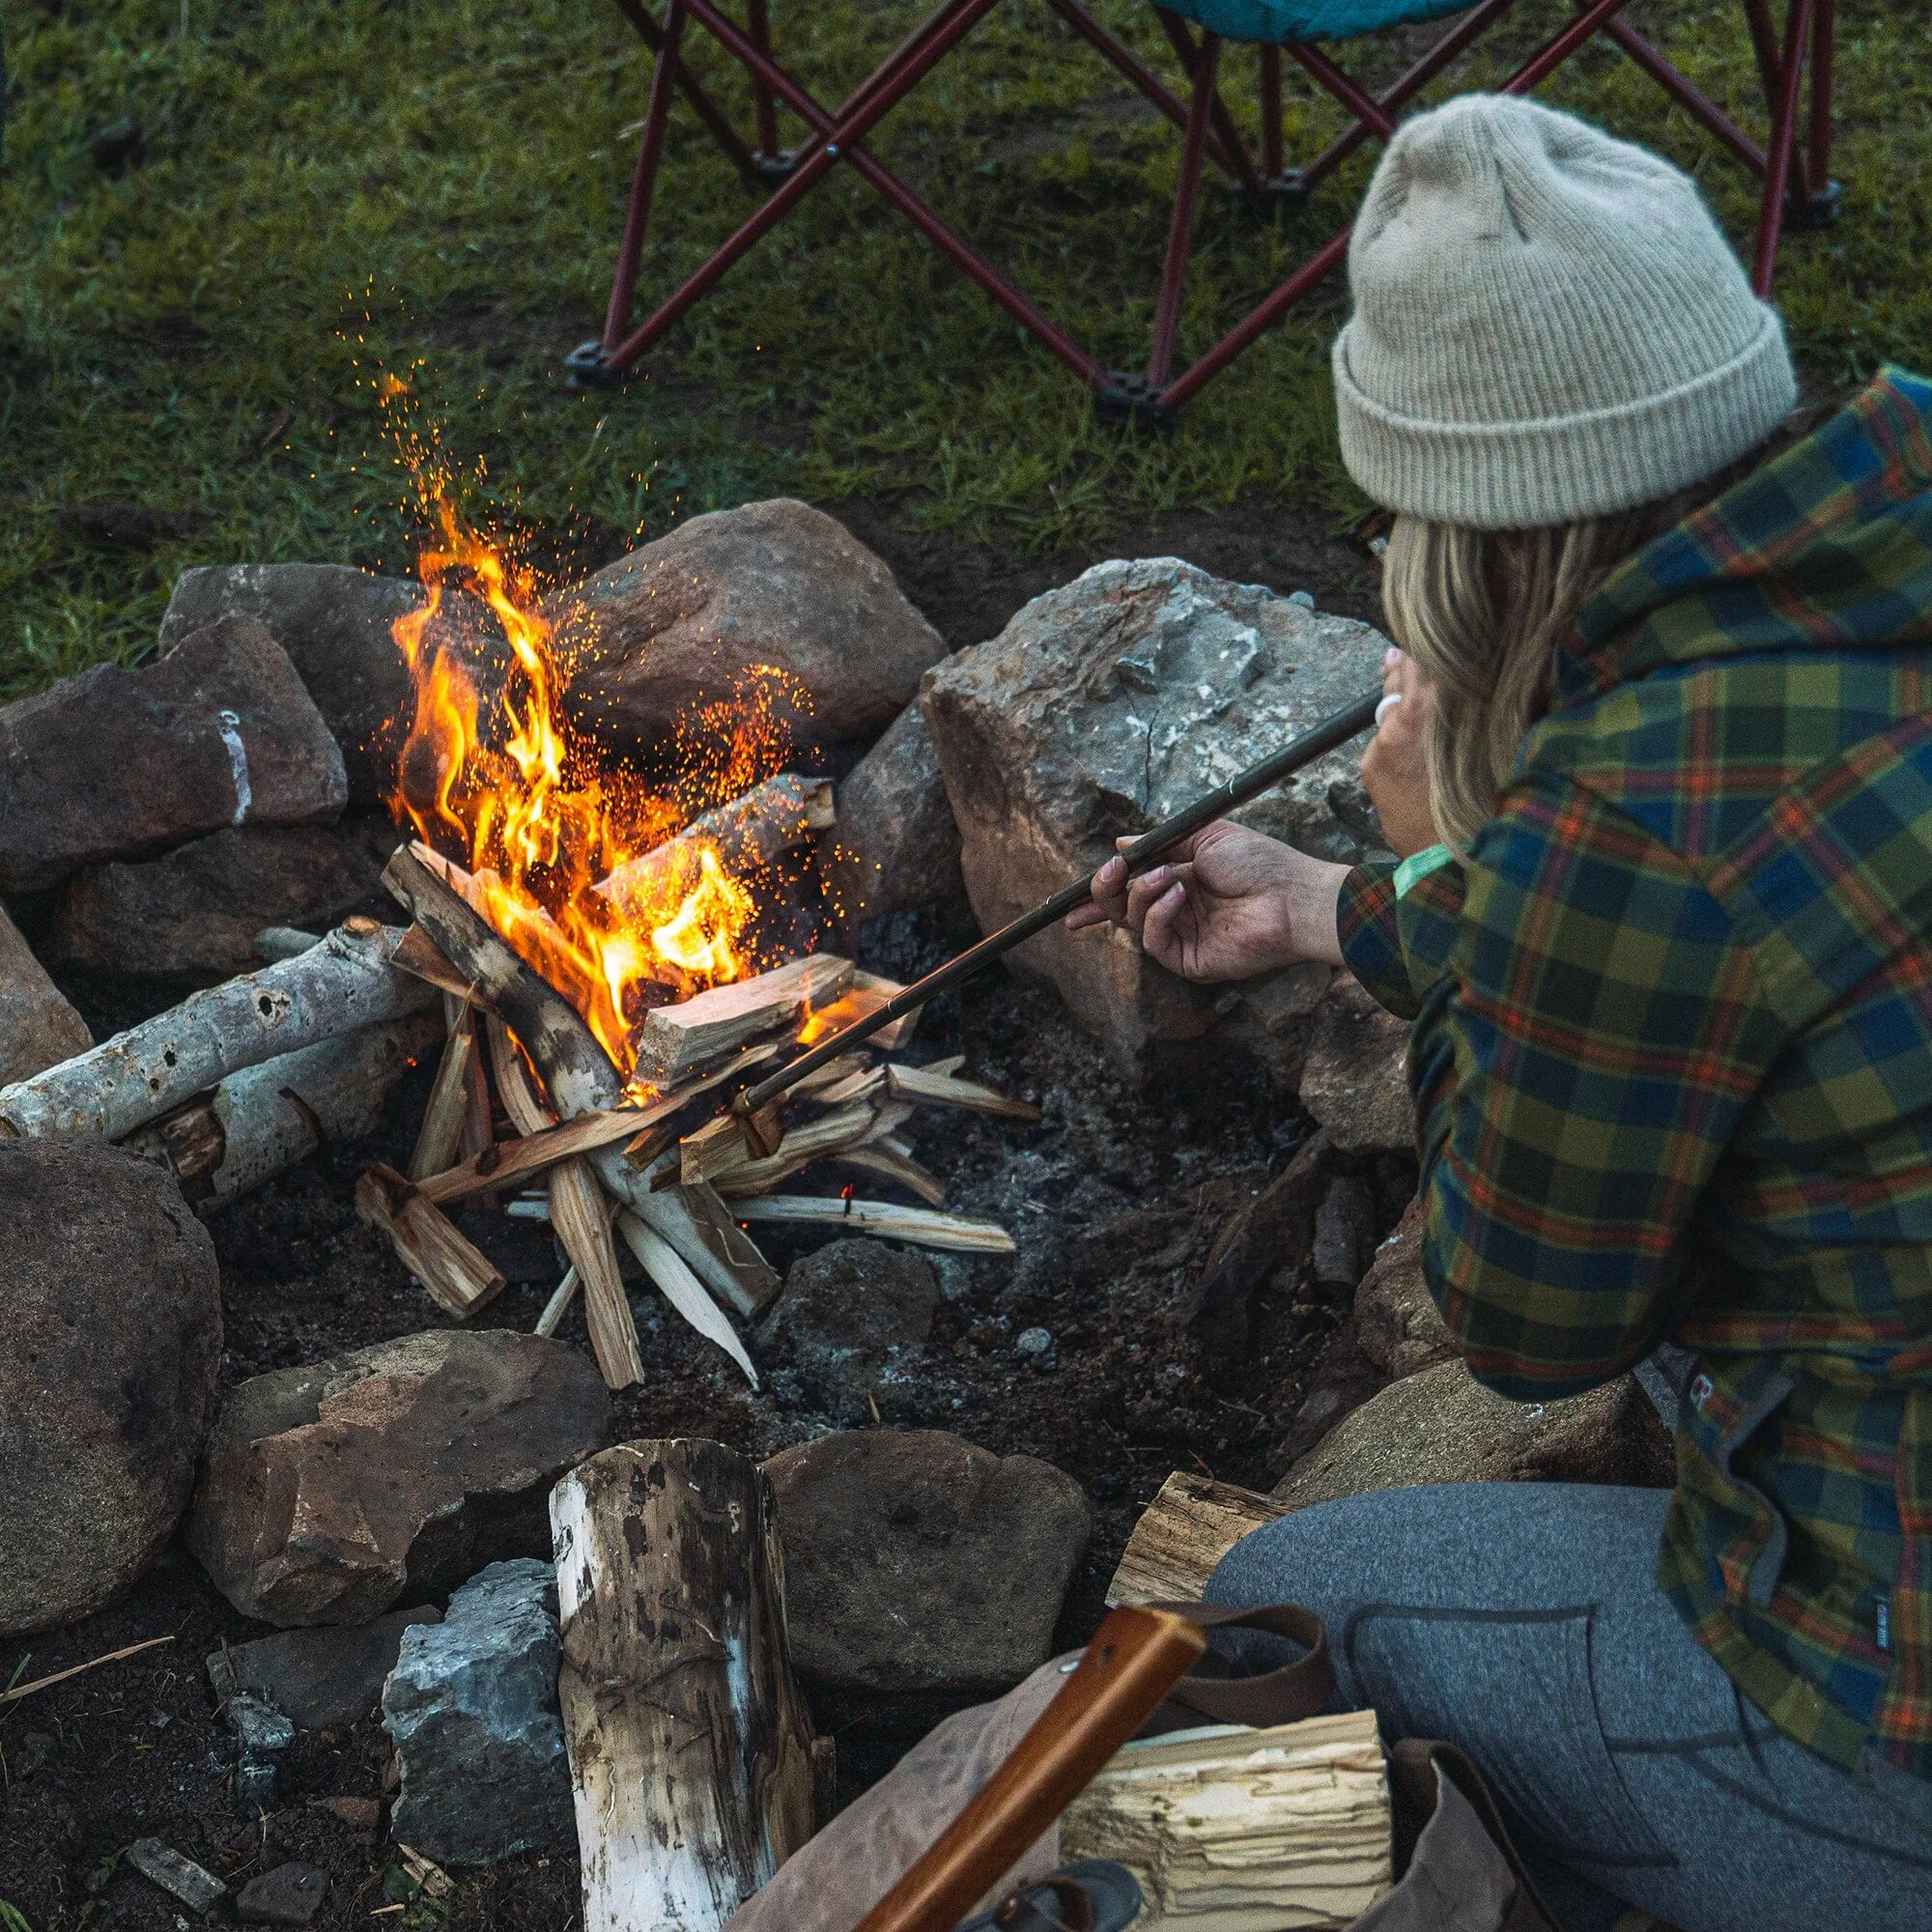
[0,483,1035,1397]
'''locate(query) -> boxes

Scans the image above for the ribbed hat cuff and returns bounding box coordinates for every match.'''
[1333,306,1798,528]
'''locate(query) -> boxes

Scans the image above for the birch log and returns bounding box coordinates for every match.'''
[551,1440,816,1932]
[0,919,436,1141]
[124,1012,445,1210]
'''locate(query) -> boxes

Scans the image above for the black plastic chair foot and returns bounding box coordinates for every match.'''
[564,340,627,389]
[1785,178,1843,230]
[1231,169,1311,211]
[1095,375,1179,432]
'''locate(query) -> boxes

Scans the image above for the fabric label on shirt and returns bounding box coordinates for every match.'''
[1393,842,1456,899]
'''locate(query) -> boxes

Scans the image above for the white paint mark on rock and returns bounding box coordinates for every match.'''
[215,709,252,825]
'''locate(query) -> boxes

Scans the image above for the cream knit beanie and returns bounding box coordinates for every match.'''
[1331,95,1797,528]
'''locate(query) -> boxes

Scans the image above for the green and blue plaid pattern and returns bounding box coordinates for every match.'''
[1339,368,1932,1781]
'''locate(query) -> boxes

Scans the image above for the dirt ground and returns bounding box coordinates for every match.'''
[0,503,1403,1929]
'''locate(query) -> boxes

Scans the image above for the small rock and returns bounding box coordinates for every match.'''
[51,825,386,980]
[0,616,348,894]
[236,1862,329,1927]
[1352,1198,1457,1380]
[1014,1326,1053,1356]
[758,1237,940,1423]
[206,1605,442,1731]
[157,563,508,807]
[765,1430,1092,1695]
[923,559,1386,1082]
[818,699,964,925]
[90,118,146,170]
[381,1558,572,1867]
[1311,1173,1378,1293]
[0,901,92,1082]
[187,1330,608,1627]
[551,498,948,754]
[1272,1358,1675,1509]
[125,1838,226,1914]
[226,1692,296,1805]
[0,1140,222,1634]
[1297,976,1414,1155]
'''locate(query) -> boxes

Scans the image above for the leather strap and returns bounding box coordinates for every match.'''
[1138,1603,1335,1733]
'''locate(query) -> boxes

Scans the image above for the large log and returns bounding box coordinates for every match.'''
[0,918,436,1142]
[550,1440,816,1932]
[593,774,835,921]
[125,1012,445,1210]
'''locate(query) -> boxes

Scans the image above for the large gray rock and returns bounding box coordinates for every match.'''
[765,1431,1091,1695]
[157,563,507,807]
[0,1141,222,1634]
[0,617,348,893]
[1352,1197,1458,1381]
[0,902,91,1081]
[1272,1358,1674,1509]
[1297,975,1414,1154]
[382,1559,572,1867]
[818,700,964,924]
[551,499,948,753]
[923,560,1387,1081]
[758,1237,940,1422]
[187,1329,609,1628]
[51,825,386,980]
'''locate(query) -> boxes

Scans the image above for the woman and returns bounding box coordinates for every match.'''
[1071,96,1931,1931]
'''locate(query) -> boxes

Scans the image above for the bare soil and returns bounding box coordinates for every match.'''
[0,505,1403,1931]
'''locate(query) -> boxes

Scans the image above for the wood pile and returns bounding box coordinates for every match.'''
[372,838,1033,1390]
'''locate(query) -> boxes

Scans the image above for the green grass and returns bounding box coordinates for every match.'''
[3,0,1929,699]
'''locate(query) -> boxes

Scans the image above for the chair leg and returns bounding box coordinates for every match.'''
[1260,45,1283,185]
[1154,9,1264,198]
[601,0,689,356]
[747,0,784,169]
[1148,31,1220,389]
[1794,0,1840,225]
[1751,0,1816,294]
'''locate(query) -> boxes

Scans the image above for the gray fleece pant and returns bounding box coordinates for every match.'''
[1205,1484,1932,1932]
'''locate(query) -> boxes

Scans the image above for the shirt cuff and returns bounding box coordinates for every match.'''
[1336,860,1421,1020]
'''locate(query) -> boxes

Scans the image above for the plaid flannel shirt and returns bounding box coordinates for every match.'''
[1339,368,1932,1782]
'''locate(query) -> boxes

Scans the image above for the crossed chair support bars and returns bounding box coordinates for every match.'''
[571,0,1838,425]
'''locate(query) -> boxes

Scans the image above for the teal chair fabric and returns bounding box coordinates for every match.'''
[1154,0,1473,45]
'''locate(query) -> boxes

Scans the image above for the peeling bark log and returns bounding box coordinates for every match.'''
[550,1440,816,1932]
[137,1012,444,1210]
[593,774,835,922]
[355,1161,507,1319]
[0,919,435,1142]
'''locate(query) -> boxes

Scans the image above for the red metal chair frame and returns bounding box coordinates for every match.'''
[574,0,1837,424]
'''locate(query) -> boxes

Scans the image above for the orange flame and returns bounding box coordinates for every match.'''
[387,483,796,1086]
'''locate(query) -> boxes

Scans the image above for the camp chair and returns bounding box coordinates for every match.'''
[1126,0,1838,422]
[573,0,1837,423]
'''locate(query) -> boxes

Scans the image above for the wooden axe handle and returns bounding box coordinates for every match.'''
[853,1605,1208,1932]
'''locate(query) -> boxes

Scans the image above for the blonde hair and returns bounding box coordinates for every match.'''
[1378,447,1779,848]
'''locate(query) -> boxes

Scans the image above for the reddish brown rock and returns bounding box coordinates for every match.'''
[157,564,510,807]
[187,1330,609,1628]
[0,1139,222,1634]
[51,825,387,981]
[552,499,947,753]
[1297,975,1414,1154]
[0,617,347,894]
[1352,1197,1458,1380]
[0,903,91,1080]
[817,700,963,925]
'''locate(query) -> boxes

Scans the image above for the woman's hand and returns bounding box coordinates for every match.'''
[1359,646,1441,858]
[1065,818,1350,980]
